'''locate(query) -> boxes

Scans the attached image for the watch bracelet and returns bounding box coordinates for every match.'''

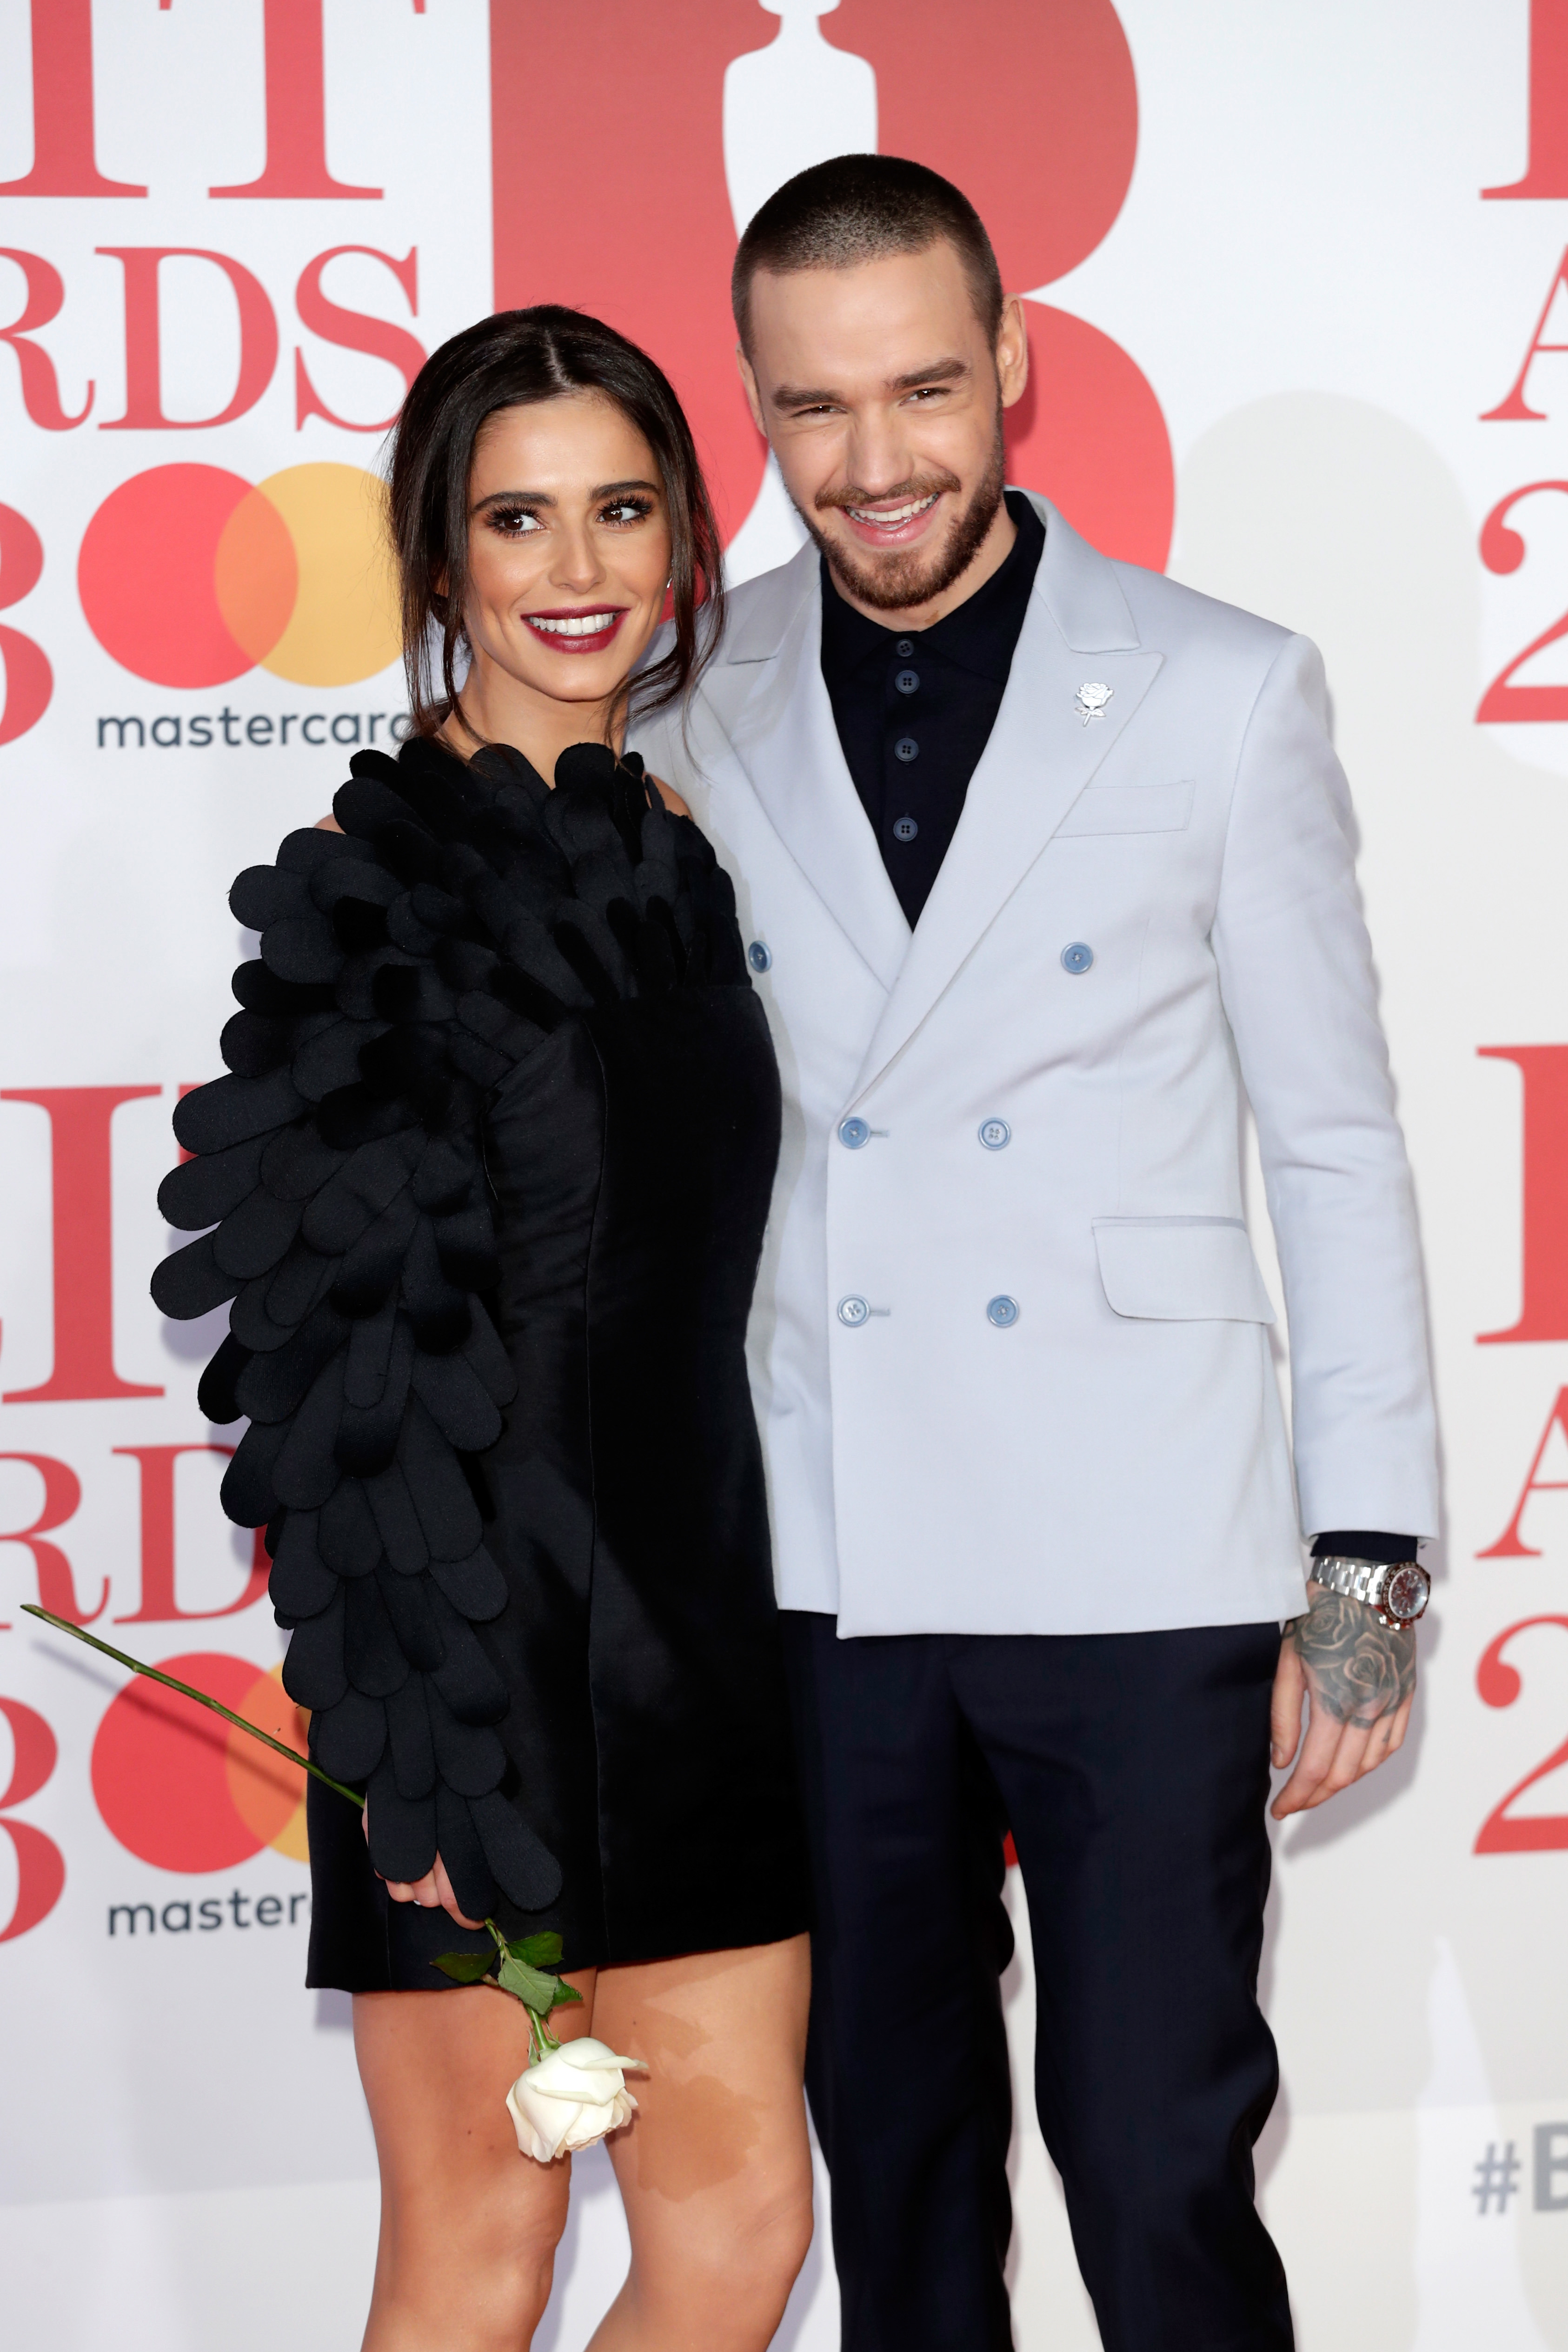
[1312,1553,1423,1621]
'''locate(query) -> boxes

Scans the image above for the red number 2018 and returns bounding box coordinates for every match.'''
[1475,1615,1568,1852]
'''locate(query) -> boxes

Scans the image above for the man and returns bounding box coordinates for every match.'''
[631,154,1437,2352]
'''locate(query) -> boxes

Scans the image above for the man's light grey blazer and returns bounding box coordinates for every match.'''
[631,493,1439,1637]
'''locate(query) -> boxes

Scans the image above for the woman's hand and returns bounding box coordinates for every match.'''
[363,1804,485,1928]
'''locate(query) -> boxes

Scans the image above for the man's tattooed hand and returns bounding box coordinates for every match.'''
[1286,1585,1416,1726]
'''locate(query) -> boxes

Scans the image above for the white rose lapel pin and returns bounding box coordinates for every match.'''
[1074,681,1114,725]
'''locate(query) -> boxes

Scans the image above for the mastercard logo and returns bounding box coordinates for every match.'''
[91,1654,311,1873]
[78,461,400,693]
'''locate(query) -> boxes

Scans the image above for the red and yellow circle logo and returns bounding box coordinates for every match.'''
[91,1654,309,1871]
[78,461,399,692]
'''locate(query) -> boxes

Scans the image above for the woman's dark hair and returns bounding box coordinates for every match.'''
[388,305,724,742]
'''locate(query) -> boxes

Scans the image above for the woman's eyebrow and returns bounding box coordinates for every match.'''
[472,487,555,511]
[470,479,660,511]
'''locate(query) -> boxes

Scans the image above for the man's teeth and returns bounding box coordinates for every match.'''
[846,494,938,527]
[528,611,619,636]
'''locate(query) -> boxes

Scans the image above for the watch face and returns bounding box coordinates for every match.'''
[1386,1565,1429,1622]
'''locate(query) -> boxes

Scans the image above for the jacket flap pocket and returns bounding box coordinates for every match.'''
[1093,1217,1276,1323]
[1057,781,1195,837]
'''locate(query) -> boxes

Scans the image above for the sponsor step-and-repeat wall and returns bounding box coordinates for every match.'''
[1,4,1567,2345]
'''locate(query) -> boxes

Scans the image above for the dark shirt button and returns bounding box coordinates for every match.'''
[894,737,919,763]
[896,638,915,656]
[747,940,772,973]
[892,815,919,843]
[895,669,920,696]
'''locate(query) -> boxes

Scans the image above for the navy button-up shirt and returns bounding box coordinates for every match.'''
[819,489,1045,926]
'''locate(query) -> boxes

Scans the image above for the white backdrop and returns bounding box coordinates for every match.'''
[1,5,1567,2346]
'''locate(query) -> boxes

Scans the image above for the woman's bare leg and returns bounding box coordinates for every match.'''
[354,1968,598,2352]
[587,1935,813,2352]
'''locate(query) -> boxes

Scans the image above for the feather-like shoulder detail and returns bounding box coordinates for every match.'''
[153,735,751,1921]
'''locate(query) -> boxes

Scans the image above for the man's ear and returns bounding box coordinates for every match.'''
[736,345,767,438]
[996,295,1029,413]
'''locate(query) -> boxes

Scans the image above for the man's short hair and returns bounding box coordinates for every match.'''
[732,154,1004,353]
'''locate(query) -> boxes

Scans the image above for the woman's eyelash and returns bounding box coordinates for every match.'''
[486,505,542,535]
[480,498,653,534]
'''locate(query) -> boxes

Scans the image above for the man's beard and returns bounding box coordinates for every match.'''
[800,420,1007,615]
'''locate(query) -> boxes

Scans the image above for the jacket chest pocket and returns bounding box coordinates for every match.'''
[1094,1216,1275,1322]
[1056,781,1194,837]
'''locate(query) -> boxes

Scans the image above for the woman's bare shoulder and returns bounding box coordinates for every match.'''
[315,814,344,833]
[648,775,691,819]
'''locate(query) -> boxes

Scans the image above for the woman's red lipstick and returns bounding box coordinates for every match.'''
[522,605,629,654]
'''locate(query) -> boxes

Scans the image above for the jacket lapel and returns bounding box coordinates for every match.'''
[849,497,1163,1100]
[701,542,910,994]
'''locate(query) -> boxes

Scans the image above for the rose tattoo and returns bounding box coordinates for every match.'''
[1287,1585,1416,1726]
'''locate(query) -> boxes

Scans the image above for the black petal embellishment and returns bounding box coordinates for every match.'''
[231,864,307,930]
[471,1790,561,1911]
[320,1477,382,1576]
[197,1331,251,1425]
[212,1187,305,1281]
[305,1130,422,1255]
[428,1681,506,1794]
[433,1785,496,1922]
[221,1413,289,1528]
[174,1068,304,1155]
[282,1580,347,1708]
[411,1350,503,1453]
[385,1674,437,1799]
[152,1233,241,1321]
[375,1561,445,1669]
[159,1134,265,1231]
[260,1122,349,1202]
[428,1545,508,1622]
[220,1010,294,1077]
[336,1318,414,1474]
[426,1582,508,1724]
[344,1570,411,1697]
[344,1293,398,1409]
[312,1687,385,1784]
[365,1755,435,1884]
[366,1462,429,1574]
[235,1299,349,1422]
[264,914,346,986]
[400,1398,482,1561]
[269,1510,339,1619]
[273,1353,346,1509]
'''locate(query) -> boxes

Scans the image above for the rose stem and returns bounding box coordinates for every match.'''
[19,1602,364,1810]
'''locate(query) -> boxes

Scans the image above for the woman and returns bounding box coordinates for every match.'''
[154,307,813,2351]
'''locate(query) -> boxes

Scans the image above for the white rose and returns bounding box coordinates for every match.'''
[505,2037,643,2164]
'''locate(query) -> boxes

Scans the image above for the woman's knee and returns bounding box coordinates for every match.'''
[669,2162,815,2321]
[375,2171,570,2344]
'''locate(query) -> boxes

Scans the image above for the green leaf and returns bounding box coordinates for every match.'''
[549,1979,584,2009]
[496,1953,565,2010]
[432,1950,494,1984]
[506,1932,565,1967]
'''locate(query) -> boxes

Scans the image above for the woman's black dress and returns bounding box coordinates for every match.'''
[154,736,809,1984]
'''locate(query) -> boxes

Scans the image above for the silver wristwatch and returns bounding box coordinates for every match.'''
[1311,1554,1430,1631]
